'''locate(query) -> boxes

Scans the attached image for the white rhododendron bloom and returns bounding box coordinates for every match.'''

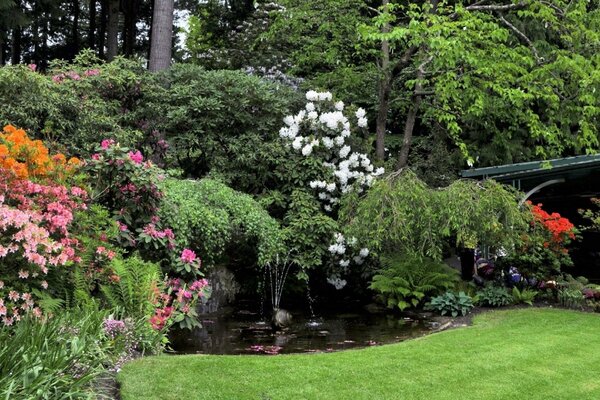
[339,145,351,159]
[339,259,350,267]
[359,248,370,258]
[307,111,318,120]
[306,102,315,112]
[306,90,318,101]
[292,136,303,150]
[356,108,366,118]
[326,183,336,192]
[327,276,347,290]
[322,137,334,148]
[334,101,344,111]
[301,144,313,156]
[357,117,368,128]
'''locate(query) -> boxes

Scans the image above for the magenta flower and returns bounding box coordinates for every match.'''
[84,69,100,77]
[101,139,115,150]
[28,64,36,72]
[128,150,144,164]
[180,249,197,264]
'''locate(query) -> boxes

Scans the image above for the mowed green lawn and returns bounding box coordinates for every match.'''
[118,308,600,400]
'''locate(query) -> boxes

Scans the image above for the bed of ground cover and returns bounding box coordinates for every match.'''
[118,308,600,400]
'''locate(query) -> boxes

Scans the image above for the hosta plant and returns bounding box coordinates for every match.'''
[426,291,474,317]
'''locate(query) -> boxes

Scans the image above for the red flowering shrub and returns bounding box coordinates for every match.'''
[503,202,577,281]
[531,203,576,247]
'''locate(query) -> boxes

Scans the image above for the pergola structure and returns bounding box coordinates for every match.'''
[461,154,600,281]
[461,154,600,204]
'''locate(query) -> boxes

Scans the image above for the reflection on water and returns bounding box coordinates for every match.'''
[169,309,433,355]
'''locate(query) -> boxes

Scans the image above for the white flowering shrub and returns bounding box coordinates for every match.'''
[279,90,384,213]
[278,91,383,288]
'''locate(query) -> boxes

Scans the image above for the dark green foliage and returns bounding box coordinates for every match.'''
[159,178,284,266]
[369,254,459,311]
[0,53,155,155]
[282,189,339,272]
[476,285,513,308]
[426,291,474,317]
[511,287,538,306]
[148,64,302,191]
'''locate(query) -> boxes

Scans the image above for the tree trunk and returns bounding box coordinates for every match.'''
[89,0,96,50]
[148,0,174,72]
[71,0,80,58]
[106,0,120,60]
[397,60,427,170]
[11,27,21,64]
[99,0,107,57]
[396,1,437,170]
[375,0,391,161]
[123,0,137,56]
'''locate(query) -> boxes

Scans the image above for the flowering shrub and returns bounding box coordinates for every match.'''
[0,166,87,325]
[150,249,211,331]
[85,139,175,254]
[501,202,577,280]
[279,91,383,212]
[278,91,381,287]
[0,124,80,180]
[531,203,576,247]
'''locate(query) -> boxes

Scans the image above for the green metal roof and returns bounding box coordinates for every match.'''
[461,154,600,182]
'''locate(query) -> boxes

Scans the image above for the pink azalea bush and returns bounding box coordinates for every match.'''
[0,168,87,325]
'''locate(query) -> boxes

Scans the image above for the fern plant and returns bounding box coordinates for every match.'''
[512,287,538,306]
[369,253,459,311]
[100,256,162,320]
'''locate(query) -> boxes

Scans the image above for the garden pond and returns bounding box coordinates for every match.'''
[169,308,437,355]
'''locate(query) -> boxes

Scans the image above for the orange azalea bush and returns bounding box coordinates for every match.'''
[0,124,80,180]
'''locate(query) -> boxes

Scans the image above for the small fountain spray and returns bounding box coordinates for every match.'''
[266,253,295,329]
[305,277,322,329]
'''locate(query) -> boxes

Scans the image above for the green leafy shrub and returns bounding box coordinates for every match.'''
[511,287,538,306]
[159,178,284,266]
[426,291,474,317]
[369,254,459,311]
[558,288,585,310]
[476,285,513,307]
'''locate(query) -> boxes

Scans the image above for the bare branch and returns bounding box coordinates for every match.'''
[466,1,527,12]
[391,45,419,78]
[539,1,565,17]
[496,12,543,64]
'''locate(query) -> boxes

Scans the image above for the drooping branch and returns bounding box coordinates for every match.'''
[496,12,542,64]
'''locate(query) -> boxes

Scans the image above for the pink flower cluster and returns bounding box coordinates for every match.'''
[52,69,100,84]
[180,249,197,263]
[0,170,87,325]
[149,277,210,331]
[128,151,144,164]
